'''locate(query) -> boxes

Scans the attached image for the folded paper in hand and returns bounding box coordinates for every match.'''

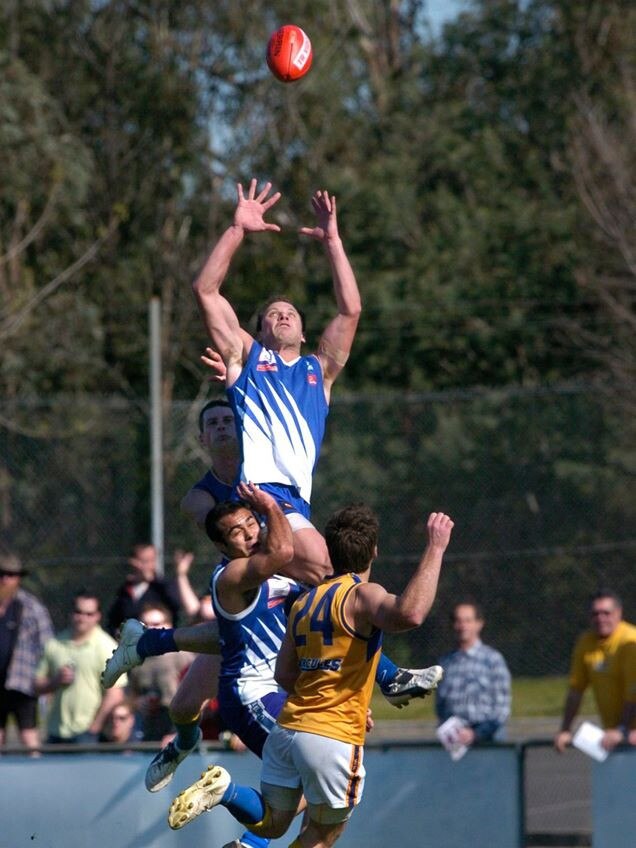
[436,715,468,761]
[572,720,609,762]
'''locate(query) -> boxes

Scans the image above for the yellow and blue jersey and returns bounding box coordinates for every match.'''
[278,573,382,745]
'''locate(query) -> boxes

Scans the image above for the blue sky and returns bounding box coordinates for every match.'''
[426,0,467,33]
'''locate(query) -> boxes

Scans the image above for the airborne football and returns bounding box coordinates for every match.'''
[266,24,313,82]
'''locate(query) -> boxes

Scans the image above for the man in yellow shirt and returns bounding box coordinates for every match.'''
[35,592,126,743]
[554,589,636,753]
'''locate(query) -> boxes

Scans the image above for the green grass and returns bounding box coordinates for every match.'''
[371,675,597,722]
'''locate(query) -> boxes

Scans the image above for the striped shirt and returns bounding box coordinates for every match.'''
[3,589,54,696]
[435,640,511,741]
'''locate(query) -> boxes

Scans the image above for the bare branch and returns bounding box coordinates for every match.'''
[0,215,120,342]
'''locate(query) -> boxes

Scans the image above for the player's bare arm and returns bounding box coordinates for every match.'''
[180,486,216,528]
[193,179,281,383]
[351,512,454,634]
[216,483,294,612]
[300,190,362,396]
[274,627,300,694]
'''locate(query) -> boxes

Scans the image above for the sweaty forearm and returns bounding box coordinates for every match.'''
[393,543,445,629]
[193,225,244,298]
[262,504,294,565]
[325,238,361,316]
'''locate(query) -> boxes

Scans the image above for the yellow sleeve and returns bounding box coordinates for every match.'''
[568,635,589,692]
[622,641,636,702]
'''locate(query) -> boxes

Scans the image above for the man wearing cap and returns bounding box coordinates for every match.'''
[0,548,54,749]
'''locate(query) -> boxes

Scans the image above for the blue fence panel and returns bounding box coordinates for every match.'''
[592,748,636,848]
[0,745,522,848]
[357,745,522,848]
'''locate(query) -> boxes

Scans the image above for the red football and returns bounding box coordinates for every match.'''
[266,24,313,83]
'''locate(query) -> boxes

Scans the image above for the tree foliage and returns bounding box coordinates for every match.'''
[1,1,634,618]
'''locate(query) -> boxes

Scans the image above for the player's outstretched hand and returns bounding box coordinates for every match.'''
[234,178,281,233]
[201,347,228,383]
[236,481,277,513]
[427,512,454,551]
[299,190,339,242]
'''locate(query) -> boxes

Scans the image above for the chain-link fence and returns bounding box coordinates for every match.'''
[1,385,635,675]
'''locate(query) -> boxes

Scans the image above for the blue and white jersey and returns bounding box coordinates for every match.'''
[227,341,329,505]
[192,469,235,503]
[210,563,304,705]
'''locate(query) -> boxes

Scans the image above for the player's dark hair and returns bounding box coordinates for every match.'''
[205,500,251,545]
[324,504,379,575]
[255,296,306,334]
[198,398,233,433]
[590,588,622,609]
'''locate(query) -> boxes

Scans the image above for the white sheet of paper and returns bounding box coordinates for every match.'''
[572,720,609,762]
[436,715,469,761]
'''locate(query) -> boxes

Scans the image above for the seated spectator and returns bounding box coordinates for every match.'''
[107,543,184,636]
[435,600,511,745]
[35,591,126,743]
[127,603,193,743]
[100,699,142,748]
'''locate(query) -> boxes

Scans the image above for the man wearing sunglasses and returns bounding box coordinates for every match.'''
[554,589,636,752]
[35,592,126,743]
[0,550,53,749]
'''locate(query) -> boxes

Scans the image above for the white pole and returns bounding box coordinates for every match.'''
[149,297,164,576]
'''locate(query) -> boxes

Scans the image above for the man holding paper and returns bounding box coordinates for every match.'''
[435,601,511,748]
[554,589,636,753]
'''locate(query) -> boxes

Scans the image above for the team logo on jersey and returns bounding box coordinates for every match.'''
[299,657,343,672]
[307,374,317,385]
[267,596,285,609]
[257,349,278,372]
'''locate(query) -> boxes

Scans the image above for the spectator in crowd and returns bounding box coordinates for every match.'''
[99,698,142,748]
[435,600,512,745]
[172,548,215,623]
[127,602,193,743]
[554,588,636,752]
[0,548,54,749]
[107,543,183,636]
[35,591,126,743]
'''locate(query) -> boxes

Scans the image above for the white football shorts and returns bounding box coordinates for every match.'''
[260,723,366,824]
